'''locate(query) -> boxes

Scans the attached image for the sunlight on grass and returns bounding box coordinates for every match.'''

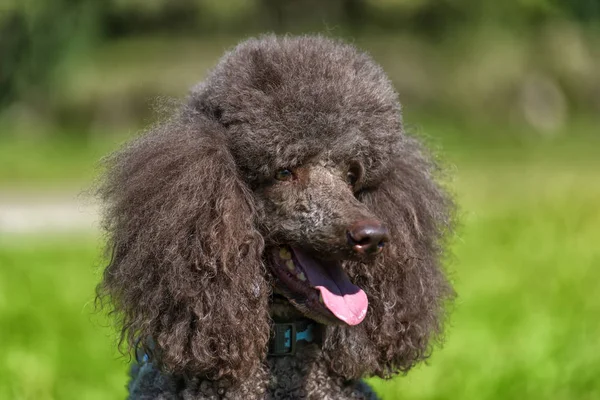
[0,235,128,400]
[371,164,600,400]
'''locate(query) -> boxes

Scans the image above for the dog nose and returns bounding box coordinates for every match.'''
[347,220,389,255]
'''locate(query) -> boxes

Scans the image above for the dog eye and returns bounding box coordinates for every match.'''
[275,169,295,181]
[347,163,362,187]
[347,171,358,187]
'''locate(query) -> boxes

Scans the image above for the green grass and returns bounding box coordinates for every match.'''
[0,129,122,189]
[370,163,600,399]
[0,235,127,400]
[1,141,599,399]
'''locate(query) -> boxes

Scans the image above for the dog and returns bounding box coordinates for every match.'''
[96,34,454,399]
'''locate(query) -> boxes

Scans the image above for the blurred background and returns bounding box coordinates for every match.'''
[1,1,599,399]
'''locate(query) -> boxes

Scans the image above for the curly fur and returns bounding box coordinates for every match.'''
[97,34,455,399]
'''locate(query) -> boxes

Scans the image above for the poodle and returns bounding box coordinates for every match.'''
[96,35,455,399]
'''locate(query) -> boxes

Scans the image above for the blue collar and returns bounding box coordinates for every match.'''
[268,319,318,356]
[137,320,319,362]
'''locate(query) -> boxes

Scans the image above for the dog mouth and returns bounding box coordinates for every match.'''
[269,246,368,326]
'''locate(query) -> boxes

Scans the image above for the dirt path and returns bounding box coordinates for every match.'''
[0,191,99,234]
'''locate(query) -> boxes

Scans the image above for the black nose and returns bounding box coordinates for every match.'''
[347,220,390,255]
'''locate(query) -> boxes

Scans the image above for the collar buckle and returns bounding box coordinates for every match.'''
[269,322,297,356]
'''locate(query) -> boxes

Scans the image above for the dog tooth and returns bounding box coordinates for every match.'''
[297,272,306,281]
[279,248,292,260]
[286,260,295,271]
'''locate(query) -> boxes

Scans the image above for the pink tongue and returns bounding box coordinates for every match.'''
[292,248,368,325]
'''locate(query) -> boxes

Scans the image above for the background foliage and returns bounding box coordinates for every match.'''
[0,1,598,399]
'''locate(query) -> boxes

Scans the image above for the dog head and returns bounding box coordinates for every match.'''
[97,35,454,381]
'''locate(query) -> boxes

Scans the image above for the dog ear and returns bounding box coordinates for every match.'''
[97,112,270,380]
[325,135,455,378]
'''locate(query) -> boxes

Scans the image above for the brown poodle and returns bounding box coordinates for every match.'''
[97,35,455,399]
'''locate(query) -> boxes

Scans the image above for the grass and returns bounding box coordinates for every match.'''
[0,128,122,189]
[0,235,126,400]
[1,130,599,399]
[371,162,600,399]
